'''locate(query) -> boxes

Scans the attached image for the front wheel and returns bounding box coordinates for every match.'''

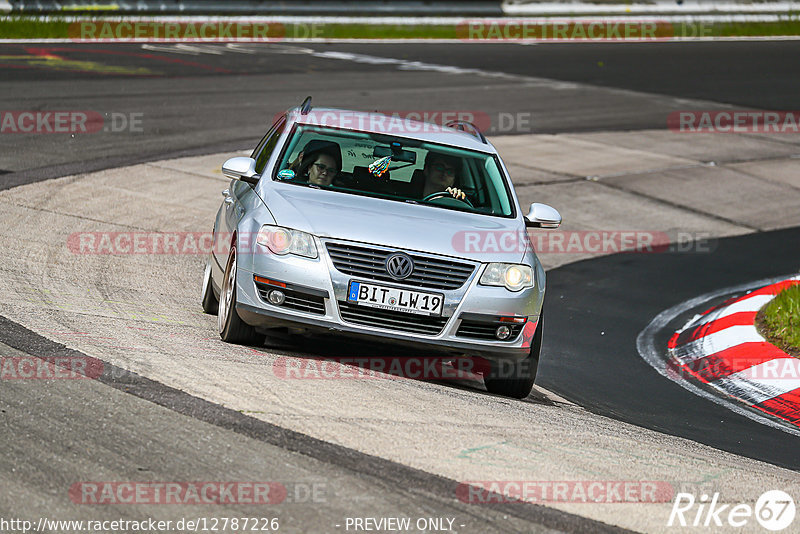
[483,313,543,399]
[218,247,264,345]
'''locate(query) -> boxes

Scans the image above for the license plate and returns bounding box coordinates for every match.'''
[347,281,443,316]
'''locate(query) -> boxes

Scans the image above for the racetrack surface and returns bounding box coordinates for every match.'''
[542,227,800,469]
[2,40,800,532]
[2,152,799,533]
[3,40,799,185]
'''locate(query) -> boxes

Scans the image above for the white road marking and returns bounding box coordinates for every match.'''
[307,49,554,83]
[671,324,764,362]
[685,293,774,329]
[141,43,229,55]
[714,361,800,405]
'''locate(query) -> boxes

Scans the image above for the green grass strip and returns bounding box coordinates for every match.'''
[761,284,800,357]
[3,16,800,40]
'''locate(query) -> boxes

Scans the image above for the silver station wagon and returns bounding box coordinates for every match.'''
[201,98,561,398]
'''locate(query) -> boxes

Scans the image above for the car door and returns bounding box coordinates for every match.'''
[212,116,286,271]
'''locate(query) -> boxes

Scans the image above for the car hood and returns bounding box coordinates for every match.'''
[262,185,527,263]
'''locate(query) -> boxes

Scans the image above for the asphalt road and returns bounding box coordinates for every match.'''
[541,226,800,470]
[2,40,798,187]
[0,326,610,534]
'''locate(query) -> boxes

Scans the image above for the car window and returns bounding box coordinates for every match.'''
[274,125,514,217]
[252,116,286,174]
[337,139,424,183]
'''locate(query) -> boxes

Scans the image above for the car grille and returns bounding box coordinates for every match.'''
[457,319,524,341]
[338,301,449,336]
[325,242,475,290]
[255,282,326,315]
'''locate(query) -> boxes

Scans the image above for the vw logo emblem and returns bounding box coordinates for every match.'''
[385,252,414,280]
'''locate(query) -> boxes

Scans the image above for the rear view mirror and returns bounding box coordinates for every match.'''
[222,157,259,185]
[373,145,416,164]
[525,203,561,228]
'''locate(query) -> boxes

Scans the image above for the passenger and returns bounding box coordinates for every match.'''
[415,152,466,200]
[289,140,342,186]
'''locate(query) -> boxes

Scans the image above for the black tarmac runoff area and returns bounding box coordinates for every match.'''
[541,227,800,471]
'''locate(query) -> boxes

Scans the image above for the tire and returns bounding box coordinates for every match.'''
[201,261,219,315]
[484,312,543,399]
[218,247,264,345]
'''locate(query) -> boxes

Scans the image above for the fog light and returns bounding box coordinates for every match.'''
[268,289,285,305]
[495,325,512,340]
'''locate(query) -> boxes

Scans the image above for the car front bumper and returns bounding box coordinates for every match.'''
[234,238,544,361]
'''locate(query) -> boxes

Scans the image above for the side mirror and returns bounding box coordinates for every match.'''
[222,157,259,185]
[525,203,561,228]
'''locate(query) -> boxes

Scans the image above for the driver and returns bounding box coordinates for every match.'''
[288,140,342,187]
[417,152,466,201]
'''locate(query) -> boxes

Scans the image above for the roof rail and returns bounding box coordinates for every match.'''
[444,120,487,144]
[300,96,312,115]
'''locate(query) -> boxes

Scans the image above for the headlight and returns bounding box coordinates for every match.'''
[256,225,318,258]
[480,263,533,292]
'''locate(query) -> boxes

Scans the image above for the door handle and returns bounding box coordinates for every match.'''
[221,189,230,197]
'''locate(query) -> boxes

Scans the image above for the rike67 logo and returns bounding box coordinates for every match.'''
[668,490,795,531]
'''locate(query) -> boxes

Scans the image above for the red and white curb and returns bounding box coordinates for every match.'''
[667,276,800,427]
[637,274,800,436]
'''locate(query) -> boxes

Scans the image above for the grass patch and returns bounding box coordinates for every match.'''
[0,16,73,39]
[758,284,800,357]
[3,16,800,40]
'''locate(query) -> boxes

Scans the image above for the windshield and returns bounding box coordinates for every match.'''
[272,125,514,217]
